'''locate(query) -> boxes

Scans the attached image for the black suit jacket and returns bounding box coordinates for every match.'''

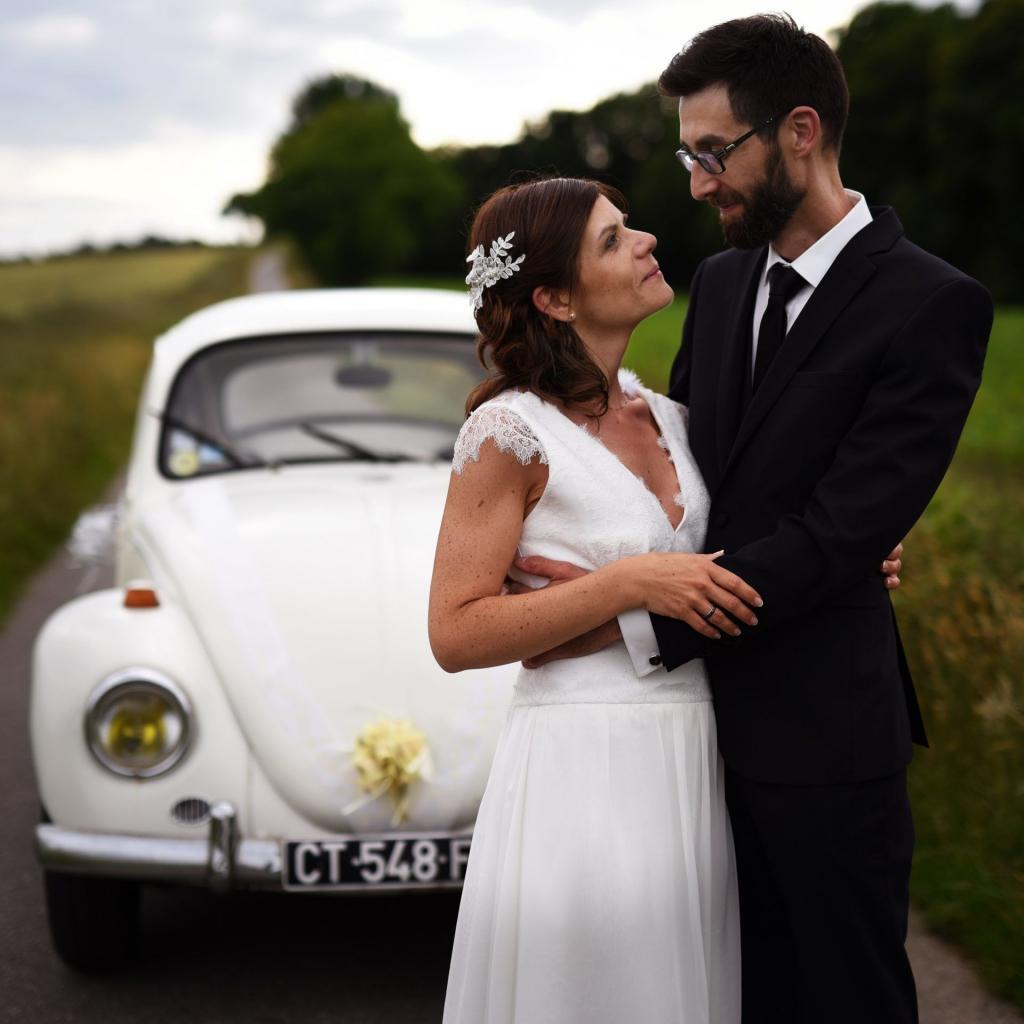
[652,207,992,784]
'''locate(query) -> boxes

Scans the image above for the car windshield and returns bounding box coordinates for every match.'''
[159,331,485,478]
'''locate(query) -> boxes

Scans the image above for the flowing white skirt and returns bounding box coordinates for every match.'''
[443,696,741,1024]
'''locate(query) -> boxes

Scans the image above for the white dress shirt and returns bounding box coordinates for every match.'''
[619,190,873,676]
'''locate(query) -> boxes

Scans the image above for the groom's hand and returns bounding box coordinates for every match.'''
[507,556,621,667]
[881,542,903,590]
[514,555,588,584]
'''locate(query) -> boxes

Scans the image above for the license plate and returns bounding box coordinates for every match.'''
[282,833,472,891]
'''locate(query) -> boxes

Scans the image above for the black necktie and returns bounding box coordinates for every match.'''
[752,263,806,392]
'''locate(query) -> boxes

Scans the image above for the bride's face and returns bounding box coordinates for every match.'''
[572,195,674,330]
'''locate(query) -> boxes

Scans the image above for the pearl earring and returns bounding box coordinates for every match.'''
[568,311,576,322]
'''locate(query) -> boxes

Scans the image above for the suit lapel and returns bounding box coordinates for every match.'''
[721,208,902,478]
[713,248,765,482]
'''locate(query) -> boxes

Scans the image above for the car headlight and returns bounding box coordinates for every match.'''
[85,669,193,778]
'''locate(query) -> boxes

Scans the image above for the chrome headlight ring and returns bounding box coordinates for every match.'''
[84,668,194,779]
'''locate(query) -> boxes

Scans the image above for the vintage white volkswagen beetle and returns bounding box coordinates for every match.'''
[31,288,516,969]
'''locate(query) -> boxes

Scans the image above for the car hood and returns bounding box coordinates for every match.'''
[131,465,515,833]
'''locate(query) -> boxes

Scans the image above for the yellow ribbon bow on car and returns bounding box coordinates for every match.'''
[350,717,434,825]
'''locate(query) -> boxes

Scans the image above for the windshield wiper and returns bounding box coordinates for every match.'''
[298,421,393,462]
[154,411,269,469]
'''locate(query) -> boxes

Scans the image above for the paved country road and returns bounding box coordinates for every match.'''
[248,246,290,293]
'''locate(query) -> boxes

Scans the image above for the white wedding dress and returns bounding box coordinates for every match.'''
[442,370,740,1024]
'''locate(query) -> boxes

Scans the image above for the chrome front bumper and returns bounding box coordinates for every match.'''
[35,802,282,891]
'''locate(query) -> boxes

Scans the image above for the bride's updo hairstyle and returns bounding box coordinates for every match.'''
[465,176,627,415]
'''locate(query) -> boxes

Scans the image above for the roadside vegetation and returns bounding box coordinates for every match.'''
[894,310,1024,1010]
[0,247,252,623]
[626,298,1024,1011]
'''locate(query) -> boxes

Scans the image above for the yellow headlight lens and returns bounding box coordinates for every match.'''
[85,672,192,778]
[106,696,170,763]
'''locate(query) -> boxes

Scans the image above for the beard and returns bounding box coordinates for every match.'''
[715,145,806,249]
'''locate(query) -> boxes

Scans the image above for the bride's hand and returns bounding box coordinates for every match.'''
[626,551,763,639]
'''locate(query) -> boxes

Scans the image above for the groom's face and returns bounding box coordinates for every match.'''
[677,85,805,249]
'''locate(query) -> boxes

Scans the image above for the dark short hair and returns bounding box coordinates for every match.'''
[658,13,849,153]
[465,176,627,415]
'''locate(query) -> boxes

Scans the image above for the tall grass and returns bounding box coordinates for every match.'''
[893,309,1024,1008]
[0,247,241,319]
[0,248,252,623]
[625,300,1024,1010]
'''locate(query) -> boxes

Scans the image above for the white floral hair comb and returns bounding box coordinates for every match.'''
[465,232,526,312]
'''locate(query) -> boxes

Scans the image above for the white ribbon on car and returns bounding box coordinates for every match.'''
[175,480,347,797]
[67,502,121,593]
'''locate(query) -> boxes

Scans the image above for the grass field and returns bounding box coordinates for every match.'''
[0,247,253,623]
[0,248,242,320]
[625,298,1024,1010]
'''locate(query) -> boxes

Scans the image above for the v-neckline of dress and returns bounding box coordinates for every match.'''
[546,383,687,535]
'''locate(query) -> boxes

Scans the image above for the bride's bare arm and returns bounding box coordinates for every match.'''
[429,442,637,671]
[428,441,762,672]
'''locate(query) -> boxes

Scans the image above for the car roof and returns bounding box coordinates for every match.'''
[153,287,478,368]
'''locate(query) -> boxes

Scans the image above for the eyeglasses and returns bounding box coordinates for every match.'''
[675,110,788,175]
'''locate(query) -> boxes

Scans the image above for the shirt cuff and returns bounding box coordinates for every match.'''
[618,608,663,677]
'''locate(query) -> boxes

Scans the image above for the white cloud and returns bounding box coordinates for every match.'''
[392,0,560,42]
[312,0,386,15]
[0,127,266,256]
[199,10,254,44]
[313,35,483,145]
[3,13,99,49]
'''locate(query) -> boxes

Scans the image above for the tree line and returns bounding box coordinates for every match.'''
[226,0,1024,300]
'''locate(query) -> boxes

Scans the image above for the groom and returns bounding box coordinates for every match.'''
[517,13,992,1024]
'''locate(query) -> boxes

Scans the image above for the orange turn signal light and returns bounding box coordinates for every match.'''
[124,587,160,609]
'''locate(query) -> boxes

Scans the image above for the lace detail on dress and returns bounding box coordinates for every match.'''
[619,366,643,397]
[452,401,548,475]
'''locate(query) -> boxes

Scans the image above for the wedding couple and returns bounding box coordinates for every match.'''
[429,13,992,1024]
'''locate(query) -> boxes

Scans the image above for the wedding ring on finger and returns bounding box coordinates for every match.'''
[701,604,718,622]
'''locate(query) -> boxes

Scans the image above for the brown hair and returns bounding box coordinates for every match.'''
[658,13,849,154]
[465,176,626,415]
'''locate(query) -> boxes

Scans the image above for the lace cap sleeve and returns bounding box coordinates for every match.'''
[622,365,689,427]
[451,400,548,475]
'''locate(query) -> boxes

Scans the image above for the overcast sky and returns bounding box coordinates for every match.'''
[0,0,975,257]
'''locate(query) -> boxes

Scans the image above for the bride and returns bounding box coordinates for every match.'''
[430,176,749,1024]
[428,177,892,1023]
